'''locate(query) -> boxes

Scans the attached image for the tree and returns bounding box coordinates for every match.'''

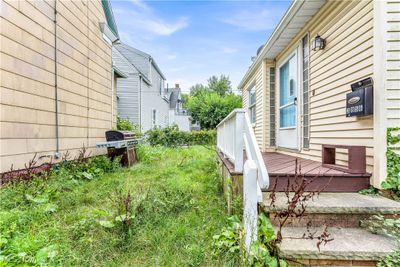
[186,75,241,129]
[207,75,232,95]
[186,92,241,129]
[189,84,208,96]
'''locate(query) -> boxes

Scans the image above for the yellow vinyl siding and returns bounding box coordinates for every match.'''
[274,0,374,173]
[386,1,400,127]
[241,62,266,151]
[0,0,114,172]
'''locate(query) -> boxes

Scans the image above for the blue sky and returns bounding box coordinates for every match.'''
[111,0,292,92]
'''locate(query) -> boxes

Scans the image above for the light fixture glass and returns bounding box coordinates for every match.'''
[312,35,326,51]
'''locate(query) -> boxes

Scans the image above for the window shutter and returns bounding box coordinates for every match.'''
[302,34,310,149]
[269,67,276,147]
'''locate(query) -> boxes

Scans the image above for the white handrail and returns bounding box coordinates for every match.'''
[216,109,270,249]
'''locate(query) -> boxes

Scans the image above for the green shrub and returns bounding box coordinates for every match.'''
[362,215,400,267]
[382,128,400,199]
[212,214,288,266]
[212,215,243,265]
[145,125,216,147]
[55,154,121,182]
[378,250,400,267]
[116,115,141,136]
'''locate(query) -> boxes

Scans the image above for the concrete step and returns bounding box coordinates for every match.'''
[262,193,400,227]
[279,226,397,266]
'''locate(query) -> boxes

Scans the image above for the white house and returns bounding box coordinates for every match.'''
[113,43,170,132]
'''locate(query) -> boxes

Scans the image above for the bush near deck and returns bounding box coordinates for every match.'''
[0,145,228,266]
[146,125,216,147]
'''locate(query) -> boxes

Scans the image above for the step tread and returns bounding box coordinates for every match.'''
[279,227,397,261]
[262,192,400,214]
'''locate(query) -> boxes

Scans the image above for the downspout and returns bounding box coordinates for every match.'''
[54,0,60,158]
[139,75,142,131]
[111,70,114,128]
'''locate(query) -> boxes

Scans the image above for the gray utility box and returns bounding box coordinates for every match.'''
[346,77,373,117]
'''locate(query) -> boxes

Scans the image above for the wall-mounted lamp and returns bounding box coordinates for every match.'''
[311,35,326,51]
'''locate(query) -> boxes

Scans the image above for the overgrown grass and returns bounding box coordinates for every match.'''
[0,145,228,266]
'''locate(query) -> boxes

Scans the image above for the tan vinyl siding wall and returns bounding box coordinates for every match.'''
[274,0,374,174]
[386,1,400,127]
[241,63,266,151]
[0,0,113,172]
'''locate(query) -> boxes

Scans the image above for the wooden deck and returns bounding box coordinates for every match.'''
[217,151,371,192]
[263,152,371,192]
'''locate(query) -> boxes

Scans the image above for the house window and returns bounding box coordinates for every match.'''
[302,34,310,149]
[248,86,256,123]
[279,54,297,128]
[269,68,276,147]
[152,109,157,127]
[159,79,163,95]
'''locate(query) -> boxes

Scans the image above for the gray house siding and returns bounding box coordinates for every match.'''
[140,63,169,131]
[117,75,140,124]
[113,47,140,125]
[113,43,169,132]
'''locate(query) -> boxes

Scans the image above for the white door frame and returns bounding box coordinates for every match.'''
[276,45,302,151]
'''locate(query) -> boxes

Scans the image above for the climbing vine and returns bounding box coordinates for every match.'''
[382,128,400,199]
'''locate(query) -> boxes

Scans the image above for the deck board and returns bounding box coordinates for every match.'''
[217,151,371,192]
[262,152,368,177]
[261,152,371,192]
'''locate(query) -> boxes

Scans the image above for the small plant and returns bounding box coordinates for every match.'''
[382,127,400,199]
[362,215,400,267]
[359,186,381,196]
[269,160,333,251]
[56,147,121,182]
[361,215,400,239]
[0,153,52,185]
[212,215,243,264]
[248,213,288,267]
[111,189,136,239]
[378,250,400,267]
[116,115,141,137]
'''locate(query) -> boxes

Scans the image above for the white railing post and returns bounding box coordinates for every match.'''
[216,109,270,250]
[234,111,244,172]
[243,160,258,249]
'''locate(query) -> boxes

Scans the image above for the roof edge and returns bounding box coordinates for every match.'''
[150,58,166,80]
[101,0,119,38]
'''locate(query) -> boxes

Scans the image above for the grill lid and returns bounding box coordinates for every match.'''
[105,130,135,141]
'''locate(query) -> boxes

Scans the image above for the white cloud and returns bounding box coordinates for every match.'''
[129,0,148,9]
[221,47,238,54]
[166,53,177,60]
[221,9,282,31]
[115,0,189,36]
[142,17,189,36]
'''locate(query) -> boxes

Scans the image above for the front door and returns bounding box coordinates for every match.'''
[277,52,299,149]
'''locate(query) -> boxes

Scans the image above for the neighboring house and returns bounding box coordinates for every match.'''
[113,43,170,132]
[0,0,123,173]
[168,84,191,131]
[238,0,400,188]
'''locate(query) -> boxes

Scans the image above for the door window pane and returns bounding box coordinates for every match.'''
[279,54,297,128]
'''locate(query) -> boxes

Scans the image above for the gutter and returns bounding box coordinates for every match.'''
[139,75,142,130]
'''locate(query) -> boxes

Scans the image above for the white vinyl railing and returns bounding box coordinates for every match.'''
[216,108,270,248]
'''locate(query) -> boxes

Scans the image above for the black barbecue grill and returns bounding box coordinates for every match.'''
[96,130,138,166]
[105,130,135,141]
